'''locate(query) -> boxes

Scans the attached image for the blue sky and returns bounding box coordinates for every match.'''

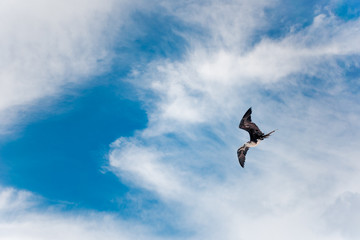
[1,0,360,239]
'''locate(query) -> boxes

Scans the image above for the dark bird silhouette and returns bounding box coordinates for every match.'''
[237,108,275,168]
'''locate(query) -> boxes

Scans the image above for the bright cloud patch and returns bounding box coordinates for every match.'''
[0,0,125,134]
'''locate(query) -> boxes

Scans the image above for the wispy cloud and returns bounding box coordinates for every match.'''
[0,0,138,134]
[0,187,166,240]
[108,1,360,239]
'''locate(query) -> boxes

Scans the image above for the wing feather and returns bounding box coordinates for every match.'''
[237,145,249,168]
[239,107,264,141]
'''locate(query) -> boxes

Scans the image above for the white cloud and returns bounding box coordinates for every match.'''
[159,0,275,50]
[0,0,139,134]
[109,2,360,239]
[0,187,37,212]
[0,187,164,240]
[109,137,189,199]
[324,192,360,238]
[126,12,360,139]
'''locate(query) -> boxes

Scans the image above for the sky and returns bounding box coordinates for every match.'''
[1,0,360,239]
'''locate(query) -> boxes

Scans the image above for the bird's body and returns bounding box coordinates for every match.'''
[244,140,261,148]
[237,108,275,168]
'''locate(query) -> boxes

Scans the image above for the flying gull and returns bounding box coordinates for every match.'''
[237,107,276,168]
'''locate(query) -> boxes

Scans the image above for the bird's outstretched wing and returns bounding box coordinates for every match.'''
[239,107,264,141]
[237,145,249,168]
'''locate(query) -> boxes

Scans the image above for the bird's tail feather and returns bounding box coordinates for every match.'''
[262,129,277,139]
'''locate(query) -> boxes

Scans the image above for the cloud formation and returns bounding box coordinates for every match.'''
[0,187,164,240]
[109,1,360,239]
[1,0,360,239]
[0,0,130,134]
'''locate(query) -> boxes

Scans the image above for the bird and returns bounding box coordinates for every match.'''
[237,107,276,168]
